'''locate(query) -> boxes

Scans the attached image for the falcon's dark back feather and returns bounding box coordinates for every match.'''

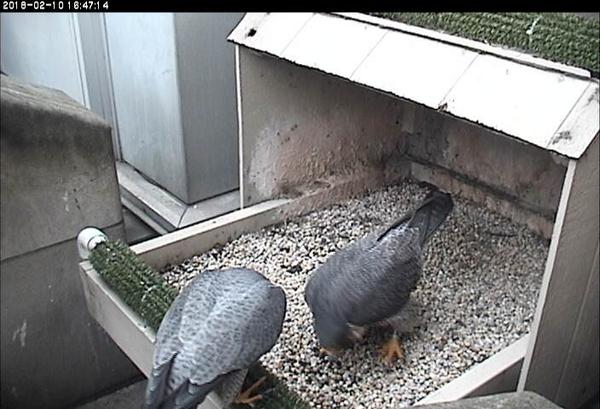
[143,268,286,409]
[304,190,453,349]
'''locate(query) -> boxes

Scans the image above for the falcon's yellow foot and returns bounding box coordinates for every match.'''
[234,376,267,407]
[379,335,404,365]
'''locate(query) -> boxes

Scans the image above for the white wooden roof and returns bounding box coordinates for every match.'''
[228,12,600,159]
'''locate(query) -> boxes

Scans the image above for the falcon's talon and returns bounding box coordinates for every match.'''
[349,324,367,341]
[234,394,262,407]
[319,347,338,357]
[234,376,267,406]
[380,335,404,365]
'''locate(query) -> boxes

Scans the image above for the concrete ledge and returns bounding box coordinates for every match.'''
[1,225,139,409]
[1,75,138,409]
[412,391,561,409]
[116,161,240,233]
[75,380,146,409]
[1,75,122,260]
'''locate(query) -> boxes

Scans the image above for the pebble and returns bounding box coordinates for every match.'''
[161,181,548,408]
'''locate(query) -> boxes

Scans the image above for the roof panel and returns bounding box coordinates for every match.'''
[442,55,590,151]
[281,13,386,78]
[549,83,600,158]
[228,13,313,56]
[229,12,600,159]
[351,30,478,109]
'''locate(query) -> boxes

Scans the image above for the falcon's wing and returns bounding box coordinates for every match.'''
[306,190,453,329]
[187,278,286,386]
[144,269,285,409]
[307,226,422,327]
[143,277,203,409]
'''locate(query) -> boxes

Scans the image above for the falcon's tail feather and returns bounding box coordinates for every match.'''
[153,377,221,409]
[376,189,453,245]
[142,358,173,409]
[408,189,453,246]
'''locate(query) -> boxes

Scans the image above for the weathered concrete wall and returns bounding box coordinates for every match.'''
[404,104,567,237]
[239,48,411,206]
[239,49,567,236]
[1,76,123,259]
[405,104,566,219]
[0,75,139,409]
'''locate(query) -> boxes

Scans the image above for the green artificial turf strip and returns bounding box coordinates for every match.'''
[89,240,309,408]
[368,12,599,73]
[89,240,177,332]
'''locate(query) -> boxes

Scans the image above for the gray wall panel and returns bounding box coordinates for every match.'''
[175,13,243,202]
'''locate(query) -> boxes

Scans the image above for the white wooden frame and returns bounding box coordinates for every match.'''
[518,136,599,407]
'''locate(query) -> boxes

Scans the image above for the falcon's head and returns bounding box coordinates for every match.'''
[312,312,355,354]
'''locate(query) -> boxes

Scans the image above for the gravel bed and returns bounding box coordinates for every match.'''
[161,180,549,408]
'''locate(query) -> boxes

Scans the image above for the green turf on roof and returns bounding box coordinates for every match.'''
[368,13,599,74]
[89,240,309,409]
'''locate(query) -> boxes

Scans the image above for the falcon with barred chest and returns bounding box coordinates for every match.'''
[304,189,453,363]
[143,268,287,409]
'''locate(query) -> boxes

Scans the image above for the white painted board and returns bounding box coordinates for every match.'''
[549,83,600,158]
[519,137,599,407]
[352,29,478,108]
[227,12,313,57]
[441,54,591,151]
[282,13,386,78]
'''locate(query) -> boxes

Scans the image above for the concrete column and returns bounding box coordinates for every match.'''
[1,75,139,409]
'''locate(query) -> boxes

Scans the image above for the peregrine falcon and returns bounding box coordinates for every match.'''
[143,268,287,409]
[304,189,453,363]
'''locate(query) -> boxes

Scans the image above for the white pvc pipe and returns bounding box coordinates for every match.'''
[77,227,108,260]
